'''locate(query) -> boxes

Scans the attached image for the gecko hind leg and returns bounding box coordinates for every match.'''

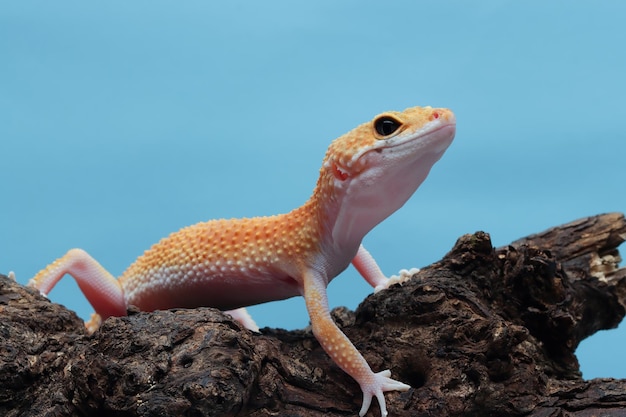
[28,248,127,328]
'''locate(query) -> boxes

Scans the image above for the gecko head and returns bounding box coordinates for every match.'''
[317,106,456,245]
[323,106,456,178]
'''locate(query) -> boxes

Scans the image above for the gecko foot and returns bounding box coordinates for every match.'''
[224,307,260,332]
[374,268,420,293]
[85,313,102,334]
[359,369,411,417]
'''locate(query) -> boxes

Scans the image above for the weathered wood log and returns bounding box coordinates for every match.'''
[1,213,625,416]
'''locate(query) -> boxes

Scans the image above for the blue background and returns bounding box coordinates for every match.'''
[2,2,625,379]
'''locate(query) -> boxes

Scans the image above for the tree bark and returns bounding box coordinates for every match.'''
[1,213,625,416]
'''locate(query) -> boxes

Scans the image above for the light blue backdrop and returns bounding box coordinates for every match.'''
[2,1,624,379]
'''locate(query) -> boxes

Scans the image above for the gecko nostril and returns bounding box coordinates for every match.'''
[374,116,402,137]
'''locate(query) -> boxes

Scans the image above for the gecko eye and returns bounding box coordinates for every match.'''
[374,116,402,137]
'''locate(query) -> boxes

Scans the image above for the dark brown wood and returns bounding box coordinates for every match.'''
[1,213,625,416]
[509,212,626,284]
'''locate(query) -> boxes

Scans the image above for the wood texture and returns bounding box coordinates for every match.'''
[1,213,625,416]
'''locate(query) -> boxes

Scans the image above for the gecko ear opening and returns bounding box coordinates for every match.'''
[332,162,349,181]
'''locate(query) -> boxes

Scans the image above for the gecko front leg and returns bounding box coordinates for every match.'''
[302,268,410,417]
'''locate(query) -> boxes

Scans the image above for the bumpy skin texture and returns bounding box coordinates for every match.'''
[29,106,456,417]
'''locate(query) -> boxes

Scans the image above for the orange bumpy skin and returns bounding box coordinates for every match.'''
[29,105,456,417]
[120,212,321,312]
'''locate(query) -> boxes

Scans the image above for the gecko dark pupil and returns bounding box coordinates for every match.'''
[374,117,401,136]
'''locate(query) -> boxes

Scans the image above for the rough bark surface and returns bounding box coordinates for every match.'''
[1,213,625,417]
